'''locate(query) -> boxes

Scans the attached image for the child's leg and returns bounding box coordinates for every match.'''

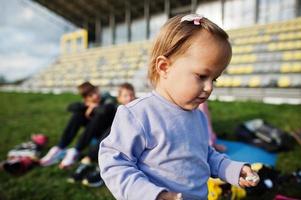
[41,108,88,167]
[87,129,110,162]
[58,111,88,149]
[87,142,99,162]
[75,111,113,152]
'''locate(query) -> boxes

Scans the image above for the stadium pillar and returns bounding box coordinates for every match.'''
[221,0,225,26]
[255,0,259,23]
[191,0,197,13]
[125,1,132,42]
[297,0,301,17]
[164,0,171,18]
[95,18,102,45]
[83,20,89,30]
[144,0,150,39]
[109,13,116,45]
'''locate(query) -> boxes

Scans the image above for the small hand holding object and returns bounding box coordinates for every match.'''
[239,165,260,188]
[157,191,183,200]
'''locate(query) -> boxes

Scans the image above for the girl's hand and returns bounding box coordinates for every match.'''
[157,191,183,200]
[239,165,260,188]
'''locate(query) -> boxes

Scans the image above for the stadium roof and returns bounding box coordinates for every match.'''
[33,0,199,27]
[33,0,211,43]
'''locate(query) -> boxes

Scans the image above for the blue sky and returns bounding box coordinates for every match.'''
[0,0,76,81]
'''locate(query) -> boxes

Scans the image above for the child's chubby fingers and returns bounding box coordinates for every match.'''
[245,173,260,186]
[239,165,260,187]
[157,191,183,200]
[239,177,252,188]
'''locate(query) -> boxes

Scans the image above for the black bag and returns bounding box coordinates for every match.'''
[236,119,293,152]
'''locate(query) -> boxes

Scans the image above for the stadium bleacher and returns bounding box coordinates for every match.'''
[24,40,151,92]
[221,17,301,89]
[22,17,301,102]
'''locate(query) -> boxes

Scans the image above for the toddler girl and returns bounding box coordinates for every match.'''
[99,14,259,200]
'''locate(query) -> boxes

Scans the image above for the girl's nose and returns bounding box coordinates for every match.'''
[203,80,213,93]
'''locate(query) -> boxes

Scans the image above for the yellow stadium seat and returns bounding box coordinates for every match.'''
[292,63,301,72]
[248,76,261,87]
[268,43,277,51]
[223,77,232,87]
[280,62,301,73]
[282,51,295,60]
[231,77,242,87]
[280,64,292,73]
[215,77,225,87]
[296,51,301,60]
[242,66,254,74]
[277,76,291,87]
[45,80,54,87]
[227,67,237,74]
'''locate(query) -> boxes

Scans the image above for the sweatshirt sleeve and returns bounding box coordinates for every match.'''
[98,105,167,200]
[207,146,245,186]
[199,109,245,186]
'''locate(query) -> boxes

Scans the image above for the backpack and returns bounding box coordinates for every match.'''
[236,119,293,152]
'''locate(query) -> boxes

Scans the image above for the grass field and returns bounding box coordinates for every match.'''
[0,91,300,200]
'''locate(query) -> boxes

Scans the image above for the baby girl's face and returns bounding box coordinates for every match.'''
[163,31,232,110]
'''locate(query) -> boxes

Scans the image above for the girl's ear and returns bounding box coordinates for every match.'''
[155,56,171,79]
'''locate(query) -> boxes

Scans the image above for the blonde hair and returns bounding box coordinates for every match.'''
[148,15,230,87]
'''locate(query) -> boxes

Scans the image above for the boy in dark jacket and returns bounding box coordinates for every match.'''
[40,82,116,169]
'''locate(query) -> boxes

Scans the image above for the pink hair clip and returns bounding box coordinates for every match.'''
[181,14,204,25]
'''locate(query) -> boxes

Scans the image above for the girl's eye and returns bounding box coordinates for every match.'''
[199,75,207,80]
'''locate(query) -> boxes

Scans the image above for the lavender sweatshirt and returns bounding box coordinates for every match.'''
[99,90,245,200]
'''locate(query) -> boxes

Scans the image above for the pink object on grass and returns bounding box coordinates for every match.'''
[31,134,48,147]
[274,194,300,200]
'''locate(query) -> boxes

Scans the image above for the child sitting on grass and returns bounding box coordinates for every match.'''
[67,83,136,187]
[40,82,116,169]
[99,14,259,200]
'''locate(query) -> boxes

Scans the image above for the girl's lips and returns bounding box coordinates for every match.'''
[195,97,207,102]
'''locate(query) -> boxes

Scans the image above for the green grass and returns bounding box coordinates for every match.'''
[0,92,300,199]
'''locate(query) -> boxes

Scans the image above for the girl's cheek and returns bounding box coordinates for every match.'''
[192,76,203,90]
[187,79,202,97]
[196,81,206,94]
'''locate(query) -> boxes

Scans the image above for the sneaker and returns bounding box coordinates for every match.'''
[67,163,94,183]
[40,146,65,167]
[82,167,104,187]
[59,148,79,169]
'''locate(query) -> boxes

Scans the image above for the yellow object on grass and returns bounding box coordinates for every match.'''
[207,178,246,200]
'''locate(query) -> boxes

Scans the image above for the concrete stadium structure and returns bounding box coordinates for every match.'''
[18,0,301,104]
